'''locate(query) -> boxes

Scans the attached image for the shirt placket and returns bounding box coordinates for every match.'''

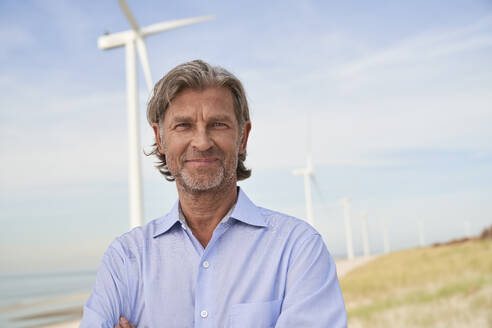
[193,222,231,328]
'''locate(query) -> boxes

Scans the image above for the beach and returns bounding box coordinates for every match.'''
[0,271,94,328]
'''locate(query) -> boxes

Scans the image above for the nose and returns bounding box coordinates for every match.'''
[190,127,214,152]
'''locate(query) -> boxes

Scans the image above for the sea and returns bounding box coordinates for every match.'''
[0,271,96,328]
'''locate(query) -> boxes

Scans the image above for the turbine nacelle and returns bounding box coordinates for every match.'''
[292,168,312,176]
[293,155,313,176]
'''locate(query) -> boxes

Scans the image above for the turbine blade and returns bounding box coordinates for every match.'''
[310,174,326,203]
[310,174,335,218]
[135,37,153,92]
[118,0,140,32]
[141,15,214,37]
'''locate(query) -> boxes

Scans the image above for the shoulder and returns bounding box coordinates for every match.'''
[108,214,171,259]
[236,189,319,241]
[259,207,316,232]
[252,207,333,279]
[257,206,320,246]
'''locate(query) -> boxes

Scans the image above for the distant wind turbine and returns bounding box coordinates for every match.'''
[361,210,370,257]
[293,155,314,226]
[97,0,213,229]
[293,115,330,227]
[381,218,390,254]
[340,198,355,260]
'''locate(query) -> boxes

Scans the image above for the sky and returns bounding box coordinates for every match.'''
[0,0,491,274]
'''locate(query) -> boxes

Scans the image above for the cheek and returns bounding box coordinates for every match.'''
[162,133,187,155]
[218,139,239,155]
[215,131,241,147]
[165,144,184,160]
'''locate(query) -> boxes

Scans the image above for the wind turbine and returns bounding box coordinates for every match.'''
[293,155,314,226]
[361,210,370,257]
[340,198,355,260]
[381,218,390,254]
[97,0,213,229]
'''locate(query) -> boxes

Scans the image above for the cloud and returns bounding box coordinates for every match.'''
[0,73,135,188]
[338,14,492,78]
[229,15,492,170]
[245,87,492,170]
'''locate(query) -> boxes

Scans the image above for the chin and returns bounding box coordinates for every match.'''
[179,171,236,193]
[179,174,224,192]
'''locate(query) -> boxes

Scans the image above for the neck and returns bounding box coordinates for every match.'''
[177,181,238,248]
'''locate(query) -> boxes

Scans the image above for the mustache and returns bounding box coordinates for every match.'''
[181,148,224,161]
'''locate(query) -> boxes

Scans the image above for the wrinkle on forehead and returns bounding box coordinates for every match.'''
[164,87,237,127]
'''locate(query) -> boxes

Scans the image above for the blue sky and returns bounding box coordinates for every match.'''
[1,0,491,274]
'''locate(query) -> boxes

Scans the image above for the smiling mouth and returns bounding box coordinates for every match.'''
[184,158,219,166]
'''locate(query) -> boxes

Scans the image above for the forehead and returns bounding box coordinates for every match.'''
[165,87,235,120]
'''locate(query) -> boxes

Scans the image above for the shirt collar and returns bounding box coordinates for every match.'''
[152,201,181,238]
[230,188,268,228]
[152,187,267,238]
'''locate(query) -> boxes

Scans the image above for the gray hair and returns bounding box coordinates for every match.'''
[146,59,251,181]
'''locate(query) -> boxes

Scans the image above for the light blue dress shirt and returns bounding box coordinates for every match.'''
[81,188,347,327]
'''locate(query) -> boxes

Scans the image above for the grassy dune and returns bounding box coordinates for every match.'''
[340,239,492,328]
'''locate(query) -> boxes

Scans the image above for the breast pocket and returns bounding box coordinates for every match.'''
[230,299,282,328]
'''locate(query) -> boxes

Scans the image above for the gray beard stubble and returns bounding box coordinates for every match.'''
[160,129,241,193]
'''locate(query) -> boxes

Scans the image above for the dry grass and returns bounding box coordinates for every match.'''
[340,239,492,328]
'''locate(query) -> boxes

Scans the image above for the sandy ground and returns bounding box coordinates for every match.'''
[38,319,81,328]
[0,292,90,314]
[30,256,375,328]
[334,255,378,277]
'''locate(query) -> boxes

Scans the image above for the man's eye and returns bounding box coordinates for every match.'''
[175,123,191,130]
[213,122,226,128]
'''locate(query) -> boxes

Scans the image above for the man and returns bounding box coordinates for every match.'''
[81,60,347,328]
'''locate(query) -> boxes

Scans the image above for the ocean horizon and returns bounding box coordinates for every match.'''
[0,270,95,328]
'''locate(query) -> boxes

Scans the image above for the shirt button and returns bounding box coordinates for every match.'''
[200,310,208,318]
[202,261,209,269]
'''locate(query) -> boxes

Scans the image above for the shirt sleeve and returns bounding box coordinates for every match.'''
[275,233,347,328]
[80,239,131,328]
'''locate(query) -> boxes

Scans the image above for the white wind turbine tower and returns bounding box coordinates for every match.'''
[293,116,321,227]
[361,210,370,257]
[293,155,314,226]
[381,218,390,254]
[340,198,355,260]
[97,0,213,229]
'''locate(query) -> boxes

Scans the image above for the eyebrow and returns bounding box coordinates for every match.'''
[170,116,193,123]
[208,115,234,123]
[170,115,235,123]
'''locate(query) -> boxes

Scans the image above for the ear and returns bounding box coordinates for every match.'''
[152,123,165,154]
[239,121,251,155]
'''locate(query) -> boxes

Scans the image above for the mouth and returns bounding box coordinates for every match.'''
[184,158,219,166]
